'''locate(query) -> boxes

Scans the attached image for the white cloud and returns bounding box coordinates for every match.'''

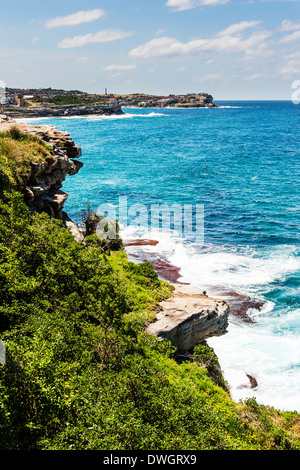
[166,0,228,11]
[103,64,136,71]
[155,28,168,36]
[278,52,300,78]
[166,0,194,10]
[278,19,300,42]
[279,30,300,43]
[58,30,133,48]
[217,20,262,36]
[245,73,263,80]
[45,9,106,29]
[279,19,300,31]
[129,22,270,59]
[194,73,219,81]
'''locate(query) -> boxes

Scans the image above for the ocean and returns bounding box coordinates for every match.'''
[18,100,300,412]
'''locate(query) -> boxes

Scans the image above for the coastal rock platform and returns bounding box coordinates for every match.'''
[147,285,229,351]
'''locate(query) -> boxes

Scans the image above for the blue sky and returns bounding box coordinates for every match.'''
[0,0,299,99]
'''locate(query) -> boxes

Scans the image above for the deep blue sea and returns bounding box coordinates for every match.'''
[18,101,300,411]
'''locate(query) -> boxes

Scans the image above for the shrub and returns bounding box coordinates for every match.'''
[82,204,123,252]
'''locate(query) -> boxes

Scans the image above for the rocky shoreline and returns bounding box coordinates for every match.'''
[125,239,265,324]
[3,103,123,119]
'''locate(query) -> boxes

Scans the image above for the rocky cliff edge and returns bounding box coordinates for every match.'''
[147,285,229,351]
[0,114,83,240]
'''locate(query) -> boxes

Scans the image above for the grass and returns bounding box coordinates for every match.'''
[0,127,54,189]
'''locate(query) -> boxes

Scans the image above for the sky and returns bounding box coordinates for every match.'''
[0,0,299,99]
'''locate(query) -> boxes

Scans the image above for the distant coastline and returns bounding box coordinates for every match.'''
[2,103,124,119]
[1,88,218,119]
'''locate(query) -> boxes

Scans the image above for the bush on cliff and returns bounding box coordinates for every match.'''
[0,191,299,450]
[81,204,123,253]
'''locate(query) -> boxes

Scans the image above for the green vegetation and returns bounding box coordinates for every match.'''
[0,128,53,188]
[81,204,124,253]
[0,134,299,450]
[34,95,105,106]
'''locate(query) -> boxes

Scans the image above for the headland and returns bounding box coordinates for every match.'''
[1,87,218,119]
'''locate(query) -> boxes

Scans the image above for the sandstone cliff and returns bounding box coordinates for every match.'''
[147,285,229,351]
[0,115,83,240]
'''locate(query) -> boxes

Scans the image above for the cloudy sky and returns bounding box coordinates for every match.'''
[0,0,299,99]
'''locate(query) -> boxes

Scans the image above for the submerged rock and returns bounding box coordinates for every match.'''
[148,259,183,283]
[207,289,265,323]
[246,374,258,389]
[125,239,159,246]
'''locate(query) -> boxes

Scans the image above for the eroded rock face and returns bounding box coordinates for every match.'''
[0,116,83,223]
[147,285,229,351]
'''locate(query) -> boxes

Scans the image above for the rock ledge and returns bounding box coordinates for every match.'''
[0,115,83,239]
[147,285,229,351]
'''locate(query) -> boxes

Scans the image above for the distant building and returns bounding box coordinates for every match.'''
[14,92,25,107]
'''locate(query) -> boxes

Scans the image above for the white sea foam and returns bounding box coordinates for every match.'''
[14,117,54,122]
[208,310,300,411]
[15,111,166,124]
[122,225,299,293]
[171,248,299,292]
[122,224,300,411]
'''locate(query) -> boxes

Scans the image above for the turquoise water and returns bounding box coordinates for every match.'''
[18,101,300,411]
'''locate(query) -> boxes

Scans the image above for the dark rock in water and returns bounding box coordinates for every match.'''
[246,374,258,389]
[238,373,258,389]
[210,290,265,323]
[125,239,159,247]
[148,259,183,283]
